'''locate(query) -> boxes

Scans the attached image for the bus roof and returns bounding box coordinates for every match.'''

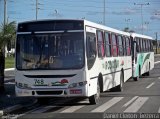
[17,19,130,36]
[130,33,153,40]
[83,19,131,36]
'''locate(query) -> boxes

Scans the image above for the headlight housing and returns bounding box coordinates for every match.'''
[68,81,87,88]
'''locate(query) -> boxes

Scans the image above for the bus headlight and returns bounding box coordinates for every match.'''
[16,82,30,89]
[68,81,87,88]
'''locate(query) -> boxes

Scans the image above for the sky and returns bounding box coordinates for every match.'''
[0,0,160,39]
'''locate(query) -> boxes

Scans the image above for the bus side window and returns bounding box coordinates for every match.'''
[138,38,141,52]
[136,38,139,53]
[148,40,151,51]
[97,31,105,58]
[140,38,143,52]
[150,40,153,51]
[123,36,127,56]
[105,32,111,57]
[86,32,97,70]
[143,39,146,52]
[126,37,131,56]
[117,35,123,56]
[111,33,118,57]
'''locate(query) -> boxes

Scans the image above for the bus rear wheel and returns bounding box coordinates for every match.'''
[134,66,141,81]
[89,81,100,105]
[144,63,150,76]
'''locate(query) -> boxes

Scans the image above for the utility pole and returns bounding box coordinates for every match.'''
[144,21,149,34]
[36,0,38,20]
[134,3,149,34]
[4,0,7,24]
[103,0,106,25]
[156,32,158,54]
[125,18,130,28]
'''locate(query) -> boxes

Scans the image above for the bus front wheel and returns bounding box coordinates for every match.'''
[116,71,124,92]
[134,66,141,81]
[89,81,100,105]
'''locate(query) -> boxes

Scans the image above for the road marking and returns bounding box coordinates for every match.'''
[23,98,76,115]
[123,96,139,107]
[61,100,87,113]
[124,97,149,112]
[61,105,85,113]
[154,61,160,64]
[146,82,155,89]
[91,97,123,112]
[158,107,160,113]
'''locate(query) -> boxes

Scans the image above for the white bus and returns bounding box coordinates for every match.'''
[15,19,132,104]
[131,33,154,81]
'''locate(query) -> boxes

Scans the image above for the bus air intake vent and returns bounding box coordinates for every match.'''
[36,91,63,95]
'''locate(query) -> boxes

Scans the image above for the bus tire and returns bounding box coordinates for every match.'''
[134,65,141,81]
[145,63,150,76]
[89,81,100,105]
[133,76,139,81]
[116,71,124,92]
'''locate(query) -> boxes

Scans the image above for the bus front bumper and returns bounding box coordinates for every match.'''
[15,86,87,97]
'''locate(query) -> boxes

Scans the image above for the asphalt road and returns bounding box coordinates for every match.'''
[1,55,160,119]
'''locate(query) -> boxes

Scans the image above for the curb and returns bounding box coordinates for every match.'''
[0,110,3,116]
[4,68,15,71]
[3,105,23,114]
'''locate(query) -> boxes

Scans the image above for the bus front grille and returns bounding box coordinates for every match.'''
[36,91,63,95]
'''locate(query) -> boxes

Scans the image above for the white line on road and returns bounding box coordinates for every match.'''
[124,97,149,113]
[122,96,139,107]
[146,82,155,89]
[154,61,160,64]
[158,107,160,113]
[61,105,85,113]
[91,97,123,112]
[61,100,87,113]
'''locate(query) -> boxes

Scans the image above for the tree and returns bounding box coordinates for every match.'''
[123,27,135,33]
[0,21,16,91]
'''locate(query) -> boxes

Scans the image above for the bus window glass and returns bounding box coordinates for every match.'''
[141,38,143,52]
[148,40,150,51]
[16,32,84,70]
[126,37,131,56]
[86,32,97,70]
[105,32,111,57]
[117,35,123,56]
[97,31,105,57]
[123,36,127,56]
[143,39,146,52]
[111,34,118,56]
[136,38,140,52]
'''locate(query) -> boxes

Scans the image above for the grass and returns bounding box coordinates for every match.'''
[5,56,15,69]
[154,48,160,54]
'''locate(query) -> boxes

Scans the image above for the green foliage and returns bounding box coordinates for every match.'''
[123,27,135,33]
[5,56,15,68]
[0,21,16,49]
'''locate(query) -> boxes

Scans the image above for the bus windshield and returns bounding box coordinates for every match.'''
[16,32,84,70]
